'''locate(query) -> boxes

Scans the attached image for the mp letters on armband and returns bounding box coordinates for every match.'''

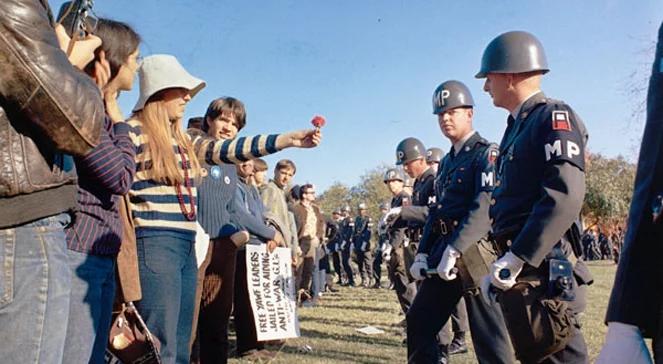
[543,109,584,169]
[480,148,497,188]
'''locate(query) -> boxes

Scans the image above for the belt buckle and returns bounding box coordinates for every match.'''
[439,221,448,235]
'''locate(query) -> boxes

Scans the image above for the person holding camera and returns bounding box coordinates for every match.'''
[0,1,105,362]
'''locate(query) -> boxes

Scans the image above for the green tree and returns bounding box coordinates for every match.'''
[582,153,636,227]
[317,165,394,222]
[349,164,393,221]
[317,182,351,215]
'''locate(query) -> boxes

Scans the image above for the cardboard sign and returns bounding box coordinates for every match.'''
[245,245,300,341]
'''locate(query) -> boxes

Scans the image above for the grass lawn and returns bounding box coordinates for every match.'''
[229,260,617,363]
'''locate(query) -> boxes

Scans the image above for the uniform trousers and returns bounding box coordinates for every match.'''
[356,248,373,283]
[372,250,383,285]
[407,276,514,364]
[389,245,417,314]
[437,298,469,346]
[331,250,342,281]
[536,329,587,364]
[341,248,355,285]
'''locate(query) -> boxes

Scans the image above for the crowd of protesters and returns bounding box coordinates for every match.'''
[0,3,325,364]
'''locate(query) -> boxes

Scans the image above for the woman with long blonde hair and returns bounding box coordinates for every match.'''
[127,54,321,363]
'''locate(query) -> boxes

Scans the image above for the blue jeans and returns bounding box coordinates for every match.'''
[0,213,72,363]
[136,235,197,364]
[62,250,116,364]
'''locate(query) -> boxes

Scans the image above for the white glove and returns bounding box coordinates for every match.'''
[596,322,653,364]
[409,253,429,281]
[490,251,525,290]
[385,207,402,223]
[361,241,367,251]
[341,240,347,250]
[436,246,461,281]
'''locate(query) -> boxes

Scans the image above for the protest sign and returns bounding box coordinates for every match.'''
[246,245,300,341]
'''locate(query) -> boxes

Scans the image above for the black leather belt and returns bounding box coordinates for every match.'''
[489,225,522,256]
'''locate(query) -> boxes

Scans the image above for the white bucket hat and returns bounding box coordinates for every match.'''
[132,54,206,112]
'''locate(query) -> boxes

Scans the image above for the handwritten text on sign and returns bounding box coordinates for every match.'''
[246,245,299,341]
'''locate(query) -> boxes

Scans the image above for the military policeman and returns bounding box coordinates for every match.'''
[382,168,416,314]
[329,209,345,285]
[427,144,470,357]
[426,147,444,174]
[353,203,374,287]
[406,80,513,364]
[477,31,591,364]
[339,205,356,286]
[373,202,391,288]
[386,138,437,271]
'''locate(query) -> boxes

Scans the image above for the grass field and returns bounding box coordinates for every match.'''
[229,260,617,363]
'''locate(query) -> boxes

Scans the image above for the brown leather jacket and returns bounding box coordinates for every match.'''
[0,0,104,228]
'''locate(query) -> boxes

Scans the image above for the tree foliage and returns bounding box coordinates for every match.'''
[582,153,636,226]
[318,165,393,222]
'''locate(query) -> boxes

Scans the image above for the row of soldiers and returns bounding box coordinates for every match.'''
[373,30,591,364]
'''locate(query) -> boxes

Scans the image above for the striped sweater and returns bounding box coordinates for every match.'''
[127,120,280,240]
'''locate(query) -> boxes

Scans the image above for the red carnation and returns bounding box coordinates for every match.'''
[311,115,326,128]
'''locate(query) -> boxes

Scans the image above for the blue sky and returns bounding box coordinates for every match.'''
[52,0,663,191]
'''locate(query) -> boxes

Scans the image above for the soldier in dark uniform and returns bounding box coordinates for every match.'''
[383,168,417,314]
[426,146,471,357]
[328,209,344,285]
[406,80,513,364]
[339,205,356,286]
[321,211,340,293]
[373,202,391,288]
[385,137,437,275]
[426,147,444,174]
[353,203,374,287]
[598,21,663,363]
[477,31,592,364]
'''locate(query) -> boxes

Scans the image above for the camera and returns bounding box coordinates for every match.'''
[56,1,97,39]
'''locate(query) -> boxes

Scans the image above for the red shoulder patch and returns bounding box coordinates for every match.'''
[488,149,498,164]
[552,110,572,131]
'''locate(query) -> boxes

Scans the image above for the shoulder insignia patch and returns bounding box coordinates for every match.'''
[488,149,498,164]
[552,110,571,131]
